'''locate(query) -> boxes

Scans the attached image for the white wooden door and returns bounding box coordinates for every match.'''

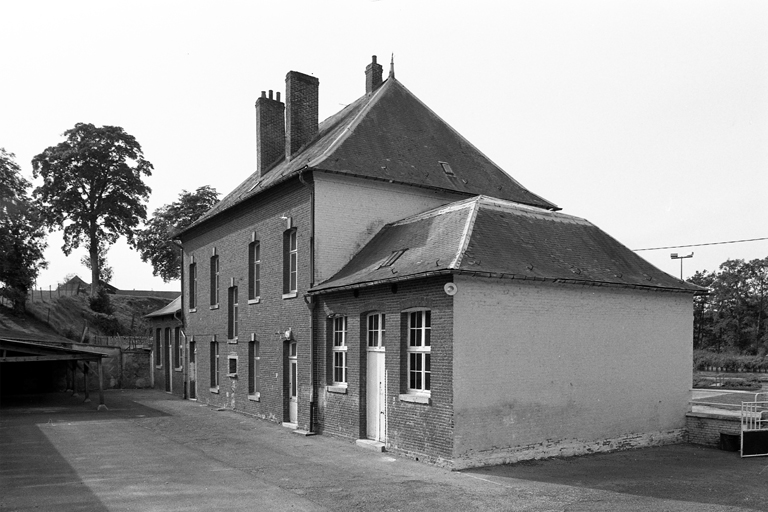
[366,349,386,441]
[288,342,298,424]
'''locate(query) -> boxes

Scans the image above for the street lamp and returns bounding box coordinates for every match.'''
[670,252,694,280]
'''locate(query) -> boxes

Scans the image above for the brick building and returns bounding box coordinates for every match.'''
[145,296,184,397]
[175,57,701,467]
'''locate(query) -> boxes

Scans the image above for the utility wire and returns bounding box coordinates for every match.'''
[634,237,768,252]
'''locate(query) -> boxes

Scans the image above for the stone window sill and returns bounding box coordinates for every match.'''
[399,393,431,405]
[210,387,219,394]
[188,308,197,313]
[326,385,348,394]
[282,292,298,300]
[210,304,219,310]
[248,298,260,305]
[248,393,260,402]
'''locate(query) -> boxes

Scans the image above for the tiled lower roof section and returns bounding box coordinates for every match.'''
[309,196,704,295]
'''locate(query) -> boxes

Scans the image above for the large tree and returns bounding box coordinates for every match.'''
[135,186,219,282]
[688,257,768,355]
[32,123,153,295]
[0,148,47,311]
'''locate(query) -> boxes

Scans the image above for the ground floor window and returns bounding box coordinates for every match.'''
[210,341,219,390]
[332,316,348,385]
[407,310,431,394]
[248,340,260,399]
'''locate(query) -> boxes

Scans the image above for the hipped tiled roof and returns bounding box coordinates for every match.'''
[178,77,557,237]
[309,196,704,295]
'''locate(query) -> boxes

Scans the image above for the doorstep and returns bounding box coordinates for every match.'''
[356,439,386,452]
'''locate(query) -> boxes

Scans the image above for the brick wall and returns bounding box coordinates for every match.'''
[452,276,693,465]
[314,277,455,463]
[686,413,741,447]
[182,180,314,429]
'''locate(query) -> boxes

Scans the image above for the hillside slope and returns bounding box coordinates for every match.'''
[0,294,174,342]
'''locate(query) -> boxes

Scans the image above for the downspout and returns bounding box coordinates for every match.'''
[173,239,188,399]
[298,168,316,432]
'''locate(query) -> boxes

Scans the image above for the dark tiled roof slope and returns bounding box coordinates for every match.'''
[144,296,181,318]
[309,196,704,294]
[179,78,556,237]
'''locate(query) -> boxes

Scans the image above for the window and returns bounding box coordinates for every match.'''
[283,229,297,296]
[227,286,239,340]
[210,341,219,390]
[248,241,261,301]
[248,340,260,399]
[367,313,386,348]
[155,328,162,367]
[407,310,431,394]
[189,262,197,310]
[227,355,238,378]
[332,316,348,385]
[210,255,219,306]
[173,327,181,369]
[379,249,406,269]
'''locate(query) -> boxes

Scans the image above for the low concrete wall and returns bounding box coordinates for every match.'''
[686,413,741,448]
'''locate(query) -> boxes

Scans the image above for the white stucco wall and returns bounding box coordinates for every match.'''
[452,276,693,465]
[313,174,463,283]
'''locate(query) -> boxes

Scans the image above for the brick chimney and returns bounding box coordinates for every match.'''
[285,71,319,159]
[365,55,383,94]
[255,90,285,177]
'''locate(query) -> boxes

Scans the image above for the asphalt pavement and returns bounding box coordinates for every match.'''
[1,389,767,511]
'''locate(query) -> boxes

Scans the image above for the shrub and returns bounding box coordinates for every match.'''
[91,313,122,336]
[89,287,113,315]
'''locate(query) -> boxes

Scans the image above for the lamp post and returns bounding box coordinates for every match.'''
[670,252,694,280]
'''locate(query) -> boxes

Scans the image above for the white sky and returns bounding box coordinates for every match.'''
[1,0,766,291]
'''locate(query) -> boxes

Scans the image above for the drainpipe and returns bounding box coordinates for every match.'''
[298,168,316,432]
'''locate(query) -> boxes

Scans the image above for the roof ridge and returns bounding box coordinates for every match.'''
[450,198,481,269]
[390,83,560,211]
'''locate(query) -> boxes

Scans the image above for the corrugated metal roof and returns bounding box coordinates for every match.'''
[178,77,557,237]
[309,196,704,295]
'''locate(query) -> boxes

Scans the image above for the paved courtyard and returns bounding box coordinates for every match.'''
[1,389,767,511]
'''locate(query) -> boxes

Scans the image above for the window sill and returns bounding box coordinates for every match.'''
[228,373,238,379]
[326,385,348,394]
[155,365,162,369]
[248,298,260,305]
[210,387,219,394]
[227,338,238,344]
[188,308,197,313]
[175,367,183,372]
[248,393,260,402]
[282,292,298,300]
[399,393,431,405]
[210,304,219,310]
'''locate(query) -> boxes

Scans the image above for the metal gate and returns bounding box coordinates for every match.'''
[741,397,768,458]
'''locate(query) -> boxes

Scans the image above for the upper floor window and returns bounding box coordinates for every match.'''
[227,285,239,340]
[332,316,348,385]
[407,310,431,394]
[367,313,385,349]
[210,255,220,306]
[248,241,261,301]
[283,229,297,296]
[188,262,197,310]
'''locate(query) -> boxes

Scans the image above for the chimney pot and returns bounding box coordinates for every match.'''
[261,91,266,98]
[269,90,273,100]
[365,55,383,94]
[276,92,281,102]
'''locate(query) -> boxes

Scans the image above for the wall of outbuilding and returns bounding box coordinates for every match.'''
[452,276,693,468]
[314,277,455,464]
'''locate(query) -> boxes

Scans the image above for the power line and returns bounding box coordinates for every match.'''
[634,237,768,252]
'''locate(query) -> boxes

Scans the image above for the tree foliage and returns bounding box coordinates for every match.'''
[135,186,219,282]
[32,123,152,295]
[0,148,47,311]
[688,257,768,355]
